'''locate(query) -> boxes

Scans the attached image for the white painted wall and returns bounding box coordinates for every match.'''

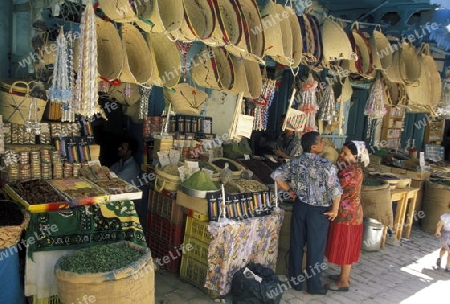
[204,90,238,138]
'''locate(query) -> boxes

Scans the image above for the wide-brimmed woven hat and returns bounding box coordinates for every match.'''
[164,83,209,115]
[147,32,181,87]
[384,47,403,83]
[243,59,262,99]
[212,0,243,46]
[176,0,217,43]
[147,0,184,33]
[321,17,353,61]
[98,0,136,23]
[223,0,253,61]
[399,41,421,84]
[235,0,265,59]
[260,1,283,64]
[108,82,141,105]
[224,54,250,97]
[370,27,392,70]
[96,17,123,79]
[191,46,235,90]
[119,24,157,84]
[286,6,302,68]
[275,3,293,66]
[348,23,372,75]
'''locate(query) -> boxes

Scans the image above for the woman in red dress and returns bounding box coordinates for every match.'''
[325,141,369,292]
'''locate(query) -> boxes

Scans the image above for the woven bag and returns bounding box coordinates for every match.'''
[163,83,208,115]
[0,209,30,250]
[0,81,47,125]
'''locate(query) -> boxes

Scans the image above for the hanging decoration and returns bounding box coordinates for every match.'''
[74,0,100,119]
[251,78,276,131]
[364,73,387,141]
[317,85,336,124]
[176,41,193,82]
[139,85,152,121]
[297,74,319,133]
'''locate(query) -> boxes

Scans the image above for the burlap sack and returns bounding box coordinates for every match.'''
[361,183,393,226]
[55,242,155,304]
[96,17,123,79]
[422,181,450,234]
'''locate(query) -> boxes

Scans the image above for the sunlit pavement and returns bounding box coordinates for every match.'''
[154,225,450,303]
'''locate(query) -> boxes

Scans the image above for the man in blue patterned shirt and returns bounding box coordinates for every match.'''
[271,131,342,295]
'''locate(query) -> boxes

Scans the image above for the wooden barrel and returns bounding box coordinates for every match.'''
[361,182,393,226]
[421,181,450,233]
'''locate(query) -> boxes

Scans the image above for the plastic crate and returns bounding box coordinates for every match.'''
[28,295,60,304]
[183,235,209,263]
[147,235,182,273]
[147,212,184,246]
[148,188,185,225]
[179,255,218,298]
[184,216,211,243]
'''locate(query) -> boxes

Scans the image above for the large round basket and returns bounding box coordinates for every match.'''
[0,208,30,250]
[55,241,154,304]
[421,181,450,234]
[155,164,181,192]
[360,181,393,227]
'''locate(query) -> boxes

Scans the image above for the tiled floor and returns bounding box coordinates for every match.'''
[154,226,450,303]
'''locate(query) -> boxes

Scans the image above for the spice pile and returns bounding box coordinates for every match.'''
[363,177,386,187]
[182,170,219,191]
[0,201,24,226]
[58,243,143,274]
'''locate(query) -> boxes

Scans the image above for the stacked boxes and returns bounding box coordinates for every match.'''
[146,188,186,272]
[179,216,215,295]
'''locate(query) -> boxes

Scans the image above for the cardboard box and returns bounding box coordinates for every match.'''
[176,190,208,215]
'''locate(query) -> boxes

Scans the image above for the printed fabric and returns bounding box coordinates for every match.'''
[204,212,284,295]
[270,153,342,207]
[277,134,303,157]
[335,164,364,225]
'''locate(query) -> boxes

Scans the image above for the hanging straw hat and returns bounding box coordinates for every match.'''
[348,23,372,75]
[176,0,217,42]
[211,0,243,46]
[108,82,141,105]
[147,0,184,33]
[95,17,123,80]
[399,41,421,84]
[164,83,208,115]
[298,13,317,65]
[321,17,353,62]
[243,59,262,99]
[191,45,235,90]
[119,24,157,84]
[274,3,293,66]
[235,0,265,59]
[147,32,181,87]
[286,6,302,68]
[370,27,392,70]
[97,0,136,23]
[420,44,442,109]
[224,0,254,62]
[224,54,250,97]
[260,1,284,64]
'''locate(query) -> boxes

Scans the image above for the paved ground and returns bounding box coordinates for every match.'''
[154,225,450,304]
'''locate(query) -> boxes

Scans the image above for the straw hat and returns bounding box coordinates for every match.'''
[164,83,208,115]
[384,48,403,83]
[191,46,235,90]
[177,0,217,42]
[348,24,372,75]
[260,1,283,64]
[149,0,184,33]
[108,82,141,105]
[274,4,293,66]
[224,54,250,97]
[236,0,265,59]
[95,17,123,79]
[370,27,392,70]
[98,0,136,23]
[399,41,421,84]
[321,17,353,61]
[286,6,302,67]
[119,24,157,84]
[243,59,262,99]
[405,57,430,112]
[420,44,442,109]
[147,32,181,87]
[212,0,243,46]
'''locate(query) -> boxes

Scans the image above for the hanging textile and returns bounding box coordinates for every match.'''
[74,0,99,119]
[364,73,387,141]
[297,74,319,133]
[251,78,276,131]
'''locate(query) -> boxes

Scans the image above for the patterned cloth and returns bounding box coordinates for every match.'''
[276,133,303,157]
[25,201,146,259]
[335,164,364,225]
[204,211,284,295]
[270,153,342,207]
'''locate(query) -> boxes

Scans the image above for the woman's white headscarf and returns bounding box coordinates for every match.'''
[352,141,370,167]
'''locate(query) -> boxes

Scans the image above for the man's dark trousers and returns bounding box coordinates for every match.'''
[289,201,330,293]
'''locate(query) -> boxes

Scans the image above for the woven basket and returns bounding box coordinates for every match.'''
[370,27,392,70]
[225,54,250,97]
[148,0,184,33]
[98,0,136,22]
[321,17,353,61]
[243,59,262,99]
[0,209,30,250]
[261,1,283,63]
[155,164,181,192]
[0,81,47,125]
[236,0,265,59]
[422,181,450,233]
[286,6,302,68]
[399,41,421,84]
[213,0,243,46]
